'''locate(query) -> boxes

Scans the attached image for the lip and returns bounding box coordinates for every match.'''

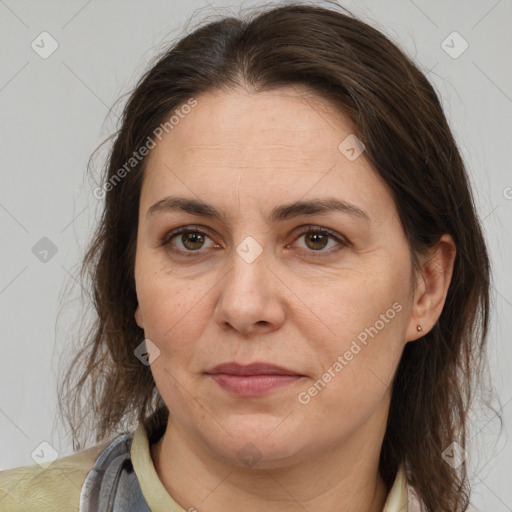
[205,362,305,397]
[206,362,301,376]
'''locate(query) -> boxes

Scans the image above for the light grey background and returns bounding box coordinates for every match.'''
[1,0,511,510]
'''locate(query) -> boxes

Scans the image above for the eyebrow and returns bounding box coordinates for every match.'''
[146,196,370,223]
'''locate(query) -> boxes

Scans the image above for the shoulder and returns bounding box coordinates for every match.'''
[0,440,111,512]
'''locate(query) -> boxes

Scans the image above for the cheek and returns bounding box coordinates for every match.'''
[296,321,405,442]
[317,269,407,346]
[135,264,209,359]
[313,302,405,387]
[302,268,409,400]
[137,272,210,418]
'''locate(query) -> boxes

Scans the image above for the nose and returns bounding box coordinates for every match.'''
[213,243,286,336]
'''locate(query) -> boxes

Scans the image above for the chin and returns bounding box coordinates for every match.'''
[203,419,307,469]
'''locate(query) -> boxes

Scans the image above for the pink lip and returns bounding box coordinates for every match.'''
[207,362,301,376]
[205,362,304,396]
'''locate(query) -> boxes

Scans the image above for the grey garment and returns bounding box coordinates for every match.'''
[79,432,151,512]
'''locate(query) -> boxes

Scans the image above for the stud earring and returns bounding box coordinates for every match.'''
[416,325,422,332]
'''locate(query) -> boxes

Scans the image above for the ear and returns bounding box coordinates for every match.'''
[135,305,144,329]
[406,234,456,341]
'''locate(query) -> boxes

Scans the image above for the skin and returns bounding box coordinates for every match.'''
[133,84,456,512]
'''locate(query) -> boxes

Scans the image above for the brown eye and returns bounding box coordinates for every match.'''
[162,226,217,256]
[303,232,329,251]
[180,232,206,251]
[292,226,349,256]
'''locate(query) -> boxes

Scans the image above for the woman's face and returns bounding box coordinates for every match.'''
[134,86,420,467]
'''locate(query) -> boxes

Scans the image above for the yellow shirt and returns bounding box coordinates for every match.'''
[0,423,412,511]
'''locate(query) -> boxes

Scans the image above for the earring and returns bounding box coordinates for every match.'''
[416,325,422,332]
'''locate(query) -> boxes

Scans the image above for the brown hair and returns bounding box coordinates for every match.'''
[58,2,492,510]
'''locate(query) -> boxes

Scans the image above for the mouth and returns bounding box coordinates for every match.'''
[205,362,305,397]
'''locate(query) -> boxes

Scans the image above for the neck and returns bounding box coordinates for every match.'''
[150,419,389,512]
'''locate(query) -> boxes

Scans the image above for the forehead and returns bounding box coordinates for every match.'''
[165,85,351,156]
[141,86,397,223]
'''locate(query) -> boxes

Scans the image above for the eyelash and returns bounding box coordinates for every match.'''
[160,225,350,258]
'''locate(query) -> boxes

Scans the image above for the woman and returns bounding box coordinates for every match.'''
[0,2,491,511]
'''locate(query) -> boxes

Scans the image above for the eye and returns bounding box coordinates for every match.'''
[161,225,349,258]
[290,226,349,255]
[162,226,219,256]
